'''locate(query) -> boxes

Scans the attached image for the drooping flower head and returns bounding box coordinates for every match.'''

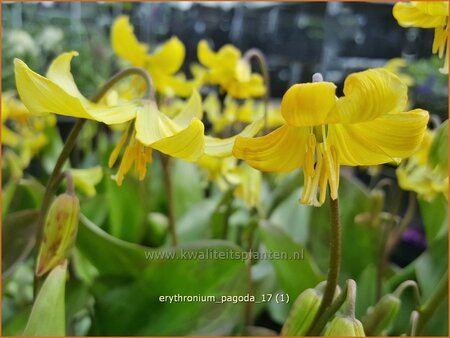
[197,40,266,99]
[111,16,197,97]
[393,1,449,73]
[233,69,429,206]
[14,52,205,185]
[397,122,448,201]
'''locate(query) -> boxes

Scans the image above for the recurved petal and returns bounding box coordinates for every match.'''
[15,57,139,124]
[393,2,448,28]
[172,90,203,127]
[198,40,218,68]
[152,118,205,161]
[329,68,408,124]
[328,109,429,166]
[146,37,185,75]
[111,16,148,67]
[233,124,308,172]
[15,58,91,120]
[281,82,337,127]
[205,118,264,157]
[135,101,179,145]
[46,51,90,104]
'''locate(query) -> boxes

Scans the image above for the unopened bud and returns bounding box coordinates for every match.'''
[36,191,80,276]
[282,288,322,336]
[362,293,401,336]
[324,315,365,336]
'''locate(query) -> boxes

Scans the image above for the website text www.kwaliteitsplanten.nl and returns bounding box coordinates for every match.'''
[144,249,304,261]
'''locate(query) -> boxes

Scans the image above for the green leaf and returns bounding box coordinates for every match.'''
[415,235,448,299]
[77,214,248,335]
[177,199,217,243]
[2,209,39,278]
[308,175,376,279]
[259,223,323,300]
[104,172,146,242]
[355,264,377,318]
[2,180,17,217]
[76,214,151,276]
[172,159,204,219]
[88,244,247,335]
[419,194,448,243]
[23,263,67,336]
[428,120,448,174]
[269,187,311,244]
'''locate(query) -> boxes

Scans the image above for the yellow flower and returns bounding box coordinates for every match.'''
[70,166,103,197]
[204,93,282,133]
[197,155,261,208]
[14,52,206,186]
[384,58,414,87]
[2,91,56,177]
[197,40,266,99]
[397,129,448,201]
[393,1,449,73]
[111,16,197,97]
[233,69,429,207]
[108,92,205,185]
[15,52,140,124]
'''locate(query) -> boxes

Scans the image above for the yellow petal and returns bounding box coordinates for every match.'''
[146,37,185,75]
[233,125,308,172]
[198,40,241,70]
[393,2,448,28]
[111,16,148,67]
[46,51,90,104]
[135,101,179,145]
[172,90,203,127]
[14,56,138,124]
[152,119,205,161]
[205,118,264,157]
[329,68,408,124]
[281,82,337,127]
[203,93,221,125]
[70,166,103,197]
[328,109,429,166]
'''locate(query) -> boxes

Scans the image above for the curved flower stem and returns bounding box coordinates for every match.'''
[311,198,342,329]
[33,67,154,298]
[243,49,270,133]
[416,271,448,335]
[161,154,177,246]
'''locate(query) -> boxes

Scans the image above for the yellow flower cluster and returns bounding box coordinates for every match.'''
[2,92,56,178]
[13,15,430,207]
[393,1,449,73]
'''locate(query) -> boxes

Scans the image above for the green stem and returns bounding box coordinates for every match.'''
[33,67,154,298]
[409,310,419,336]
[243,48,270,133]
[161,154,177,246]
[343,279,357,318]
[416,272,448,334]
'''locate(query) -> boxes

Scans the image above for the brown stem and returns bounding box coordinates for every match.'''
[310,198,342,332]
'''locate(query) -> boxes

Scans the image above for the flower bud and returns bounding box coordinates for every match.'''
[281,287,322,336]
[36,192,80,276]
[362,293,401,336]
[324,315,365,336]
